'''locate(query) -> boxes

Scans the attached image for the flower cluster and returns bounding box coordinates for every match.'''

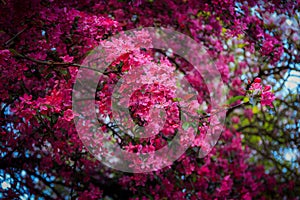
[249,78,276,107]
[0,0,297,199]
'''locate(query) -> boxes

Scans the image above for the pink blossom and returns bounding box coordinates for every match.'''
[261,91,276,107]
[263,85,272,92]
[262,40,274,55]
[64,109,74,121]
[242,192,252,200]
[244,108,253,119]
[254,77,261,83]
[0,0,295,199]
[249,82,262,91]
[232,116,240,124]
[60,55,74,63]
[20,94,32,104]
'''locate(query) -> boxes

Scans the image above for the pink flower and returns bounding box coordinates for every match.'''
[64,109,74,121]
[244,108,253,119]
[249,83,262,91]
[261,91,276,107]
[231,116,240,124]
[20,94,32,104]
[242,192,252,200]
[60,55,74,63]
[262,40,274,55]
[249,78,263,91]
[40,105,48,111]
[263,85,271,92]
[232,78,242,87]
[249,79,275,107]
[217,175,233,195]
[254,77,261,83]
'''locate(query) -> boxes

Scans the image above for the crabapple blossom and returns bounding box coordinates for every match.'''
[0,0,297,199]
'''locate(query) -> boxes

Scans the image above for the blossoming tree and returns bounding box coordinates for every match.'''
[0,0,299,199]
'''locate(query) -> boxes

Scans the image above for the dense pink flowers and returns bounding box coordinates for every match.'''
[0,0,296,199]
[261,35,284,63]
[249,82,263,91]
[261,89,276,107]
[249,78,276,107]
[60,55,74,63]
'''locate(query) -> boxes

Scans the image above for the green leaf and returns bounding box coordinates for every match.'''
[249,135,261,144]
[9,49,22,57]
[243,97,250,103]
[146,194,154,200]
[252,106,259,114]
[60,69,68,75]
[173,97,182,102]
[182,122,190,130]
[226,96,244,105]
[222,27,227,34]
[45,73,54,79]
[237,43,246,48]
[192,175,197,182]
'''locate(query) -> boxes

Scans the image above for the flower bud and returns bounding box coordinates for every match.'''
[264,85,271,92]
[254,77,261,83]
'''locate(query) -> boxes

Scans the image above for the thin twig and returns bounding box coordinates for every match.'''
[4,27,28,47]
